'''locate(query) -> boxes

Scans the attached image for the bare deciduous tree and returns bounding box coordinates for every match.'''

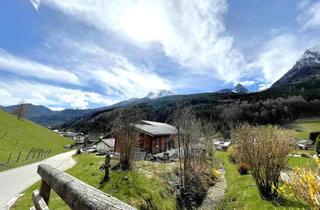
[174,107,207,208]
[201,121,217,166]
[112,107,144,171]
[234,124,295,200]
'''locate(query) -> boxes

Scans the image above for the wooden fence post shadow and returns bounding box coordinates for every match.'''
[16,150,22,162]
[7,153,12,164]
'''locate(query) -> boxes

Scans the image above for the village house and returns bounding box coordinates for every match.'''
[73,133,88,144]
[96,138,115,154]
[115,120,178,154]
[213,139,231,150]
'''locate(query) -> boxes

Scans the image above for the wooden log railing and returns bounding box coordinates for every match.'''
[31,164,136,210]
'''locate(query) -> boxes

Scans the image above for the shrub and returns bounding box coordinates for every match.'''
[179,174,207,209]
[309,131,320,144]
[316,136,320,155]
[234,125,294,200]
[280,159,320,208]
[211,168,221,179]
[300,153,310,158]
[237,163,250,175]
[227,146,236,163]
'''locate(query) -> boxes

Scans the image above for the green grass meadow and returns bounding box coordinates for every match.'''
[0,109,72,171]
[287,118,320,139]
[216,152,308,210]
[12,154,177,210]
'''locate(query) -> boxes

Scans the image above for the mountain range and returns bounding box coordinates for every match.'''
[272,45,320,87]
[216,83,249,94]
[0,89,175,127]
[1,45,320,130]
[2,104,92,127]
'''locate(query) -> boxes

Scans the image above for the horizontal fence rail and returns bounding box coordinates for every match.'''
[31,164,136,210]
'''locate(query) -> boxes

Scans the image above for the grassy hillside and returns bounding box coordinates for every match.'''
[0,109,73,171]
[287,118,320,139]
[12,154,177,210]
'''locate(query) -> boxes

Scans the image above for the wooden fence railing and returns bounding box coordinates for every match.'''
[31,164,136,210]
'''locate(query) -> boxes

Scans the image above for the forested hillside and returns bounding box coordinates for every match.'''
[62,80,320,137]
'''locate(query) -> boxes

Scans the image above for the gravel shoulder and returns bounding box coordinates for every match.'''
[200,169,226,210]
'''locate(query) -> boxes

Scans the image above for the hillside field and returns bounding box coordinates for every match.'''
[287,118,320,139]
[0,109,73,171]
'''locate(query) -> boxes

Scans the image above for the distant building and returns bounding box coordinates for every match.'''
[213,140,231,150]
[73,133,88,144]
[96,138,115,154]
[115,120,178,154]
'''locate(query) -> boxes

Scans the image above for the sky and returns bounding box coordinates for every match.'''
[0,0,319,110]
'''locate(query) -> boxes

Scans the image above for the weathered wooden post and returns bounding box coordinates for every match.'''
[39,180,51,205]
[32,190,49,210]
[32,164,136,210]
[103,151,111,182]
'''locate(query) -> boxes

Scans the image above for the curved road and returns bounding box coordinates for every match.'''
[0,150,76,210]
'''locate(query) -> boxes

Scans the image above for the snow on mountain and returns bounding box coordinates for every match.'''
[216,83,249,94]
[232,83,249,93]
[298,44,320,65]
[146,89,175,99]
[272,44,320,87]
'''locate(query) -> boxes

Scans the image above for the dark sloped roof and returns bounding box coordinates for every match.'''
[133,120,178,136]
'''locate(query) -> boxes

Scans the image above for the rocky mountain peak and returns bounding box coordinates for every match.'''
[272,44,320,88]
[233,83,249,93]
[146,89,174,99]
[298,45,320,65]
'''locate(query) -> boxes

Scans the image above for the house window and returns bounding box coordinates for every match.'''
[155,138,159,148]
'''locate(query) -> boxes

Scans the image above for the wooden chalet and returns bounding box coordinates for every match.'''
[115,120,178,154]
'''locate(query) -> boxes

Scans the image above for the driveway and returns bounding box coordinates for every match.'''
[0,150,76,210]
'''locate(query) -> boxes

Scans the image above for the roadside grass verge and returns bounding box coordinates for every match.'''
[216,152,307,210]
[12,154,177,210]
[0,109,72,171]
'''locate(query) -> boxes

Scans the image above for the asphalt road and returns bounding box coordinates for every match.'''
[0,150,76,210]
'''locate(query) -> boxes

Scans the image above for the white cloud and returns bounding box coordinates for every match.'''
[238,80,255,86]
[37,0,246,83]
[0,80,112,109]
[0,89,10,97]
[42,38,172,99]
[247,34,305,86]
[90,56,171,99]
[298,0,320,29]
[48,107,64,111]
[30,0,41,11]
[0,49,80,85]
[258,83,272,91]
